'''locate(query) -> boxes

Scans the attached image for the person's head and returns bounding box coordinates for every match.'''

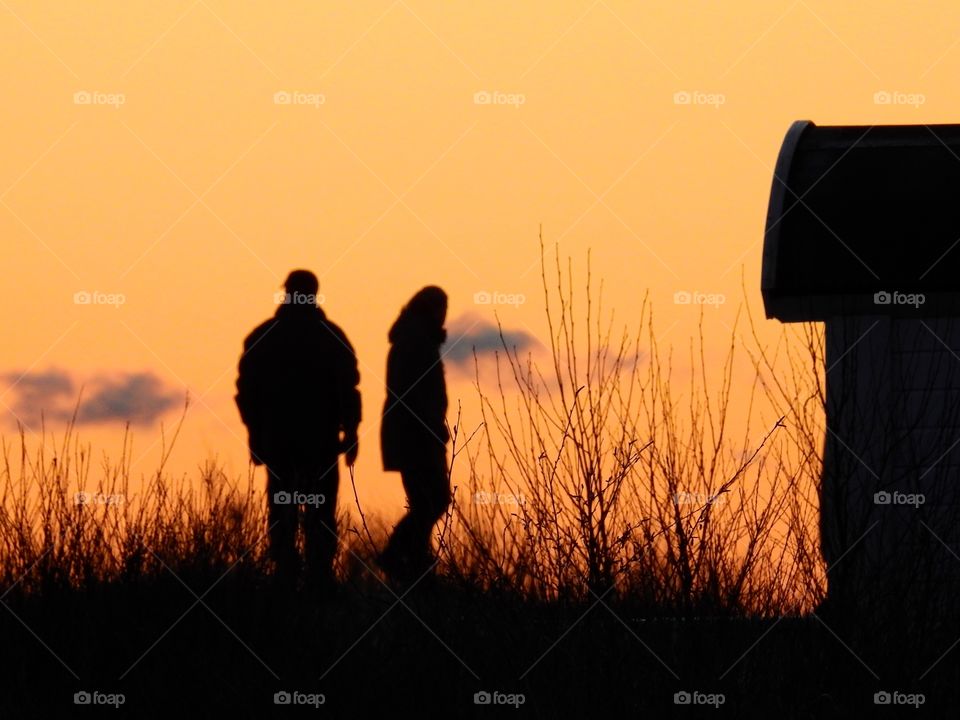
[282,269,320,307]
[403,285,447,328]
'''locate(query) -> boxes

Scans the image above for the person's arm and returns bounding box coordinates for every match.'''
[328,323,362,465]
[437,358,449,443]
[394,343,448,446]
[235,330,267,465]
[430,354,449,444]
[235,338,253,423]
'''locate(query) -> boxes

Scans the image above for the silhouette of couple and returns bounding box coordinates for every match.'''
[234,270,450,593]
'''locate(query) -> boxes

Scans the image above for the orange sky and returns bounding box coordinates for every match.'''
[2,1,959,520]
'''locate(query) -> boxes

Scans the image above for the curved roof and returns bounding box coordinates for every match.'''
[762,120,960,321]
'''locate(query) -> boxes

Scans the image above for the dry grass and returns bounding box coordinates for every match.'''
[438,239,823,617]
[5,246,960,717]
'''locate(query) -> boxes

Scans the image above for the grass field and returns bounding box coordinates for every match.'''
[2,249,956,717]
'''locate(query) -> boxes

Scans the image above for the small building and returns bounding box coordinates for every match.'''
[762,120,960,613]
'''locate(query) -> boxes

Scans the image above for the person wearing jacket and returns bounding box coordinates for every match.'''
[235,269,360,592]
[378,286,450,583]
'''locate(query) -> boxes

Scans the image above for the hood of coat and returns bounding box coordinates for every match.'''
[388,311,446,346]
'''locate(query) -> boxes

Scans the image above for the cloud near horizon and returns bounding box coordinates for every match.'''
[1,369,181,428]
[443,313,541,371]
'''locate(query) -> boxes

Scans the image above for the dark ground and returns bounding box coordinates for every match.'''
[1,571,957,718]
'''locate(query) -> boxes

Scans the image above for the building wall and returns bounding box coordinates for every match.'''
[822,316,960,611]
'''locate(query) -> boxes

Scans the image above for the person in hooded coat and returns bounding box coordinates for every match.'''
[379,286,450,582]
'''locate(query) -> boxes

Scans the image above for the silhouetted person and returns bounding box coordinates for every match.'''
[378,286,450,584]
[235,269,360,593]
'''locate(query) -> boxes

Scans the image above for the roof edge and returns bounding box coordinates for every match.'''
[761,120,814,318]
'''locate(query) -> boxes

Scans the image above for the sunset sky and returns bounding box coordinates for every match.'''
[3,1,959,519]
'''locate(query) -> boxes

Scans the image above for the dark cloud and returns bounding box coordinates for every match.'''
[6,369,75,411]
[443,313,540,370]
[77,373,180,425]
[1,369,180,428]
[440,315,646,385]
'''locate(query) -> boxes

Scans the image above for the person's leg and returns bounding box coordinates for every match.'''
[423,448,451,518]
[387,451,450,577]
[303,455,340,590]
[267,463,299,587]
[416,449,451,568]
[379,469,418,575]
